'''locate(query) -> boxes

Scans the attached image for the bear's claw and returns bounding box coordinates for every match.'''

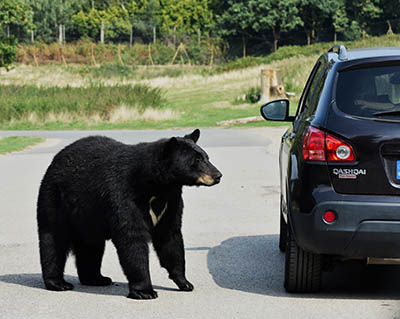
[172,278,194,291]
[127,289,158,300]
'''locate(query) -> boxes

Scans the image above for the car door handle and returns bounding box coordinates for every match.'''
[288,133,296,139]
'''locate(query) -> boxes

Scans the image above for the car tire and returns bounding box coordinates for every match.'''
[284,222,322,293]
[279,212,287,252]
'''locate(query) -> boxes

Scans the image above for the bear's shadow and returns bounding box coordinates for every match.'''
[0,273,179,297]
[207,234,400,300]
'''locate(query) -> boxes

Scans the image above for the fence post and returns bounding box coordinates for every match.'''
[100,21,105,43]
[7,25,10,38]
[130,25,133,47]
[62,24,66,45]
[153,26,156,44]
[197,28,201,47]
[173,26,176,48]
[59,24,63,45]
[31,30,34,42]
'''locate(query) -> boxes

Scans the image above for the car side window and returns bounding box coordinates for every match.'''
[304,66,328,117]
[293,61,323,129]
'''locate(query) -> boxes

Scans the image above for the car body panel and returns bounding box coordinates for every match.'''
[263,46,400,260]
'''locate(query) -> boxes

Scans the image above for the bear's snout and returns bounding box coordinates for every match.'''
[196,169,222,186]
[213,171,222,184]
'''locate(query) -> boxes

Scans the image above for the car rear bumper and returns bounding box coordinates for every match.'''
[292,200,400,258]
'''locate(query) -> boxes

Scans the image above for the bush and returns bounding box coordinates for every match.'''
[0,36,17,70]
[0,84,166,122]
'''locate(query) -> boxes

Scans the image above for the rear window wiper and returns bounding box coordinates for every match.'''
[373,110,400,117]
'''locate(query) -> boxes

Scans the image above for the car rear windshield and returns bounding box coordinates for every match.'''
[336,65,400,119]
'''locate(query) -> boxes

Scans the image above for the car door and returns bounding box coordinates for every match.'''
[280,59,325,219]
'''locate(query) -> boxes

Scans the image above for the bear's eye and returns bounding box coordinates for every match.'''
[192,156,202,166]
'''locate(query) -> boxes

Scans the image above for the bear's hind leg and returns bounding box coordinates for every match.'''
[73,240,112,286]
[39,231,74,291]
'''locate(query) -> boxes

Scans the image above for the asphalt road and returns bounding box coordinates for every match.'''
[1,127,400,319]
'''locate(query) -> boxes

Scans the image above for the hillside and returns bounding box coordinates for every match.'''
[1,35,400,130]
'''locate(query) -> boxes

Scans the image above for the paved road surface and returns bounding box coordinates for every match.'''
[0,128,400,319]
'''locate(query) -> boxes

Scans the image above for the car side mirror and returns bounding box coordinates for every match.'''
[260,99,294,122]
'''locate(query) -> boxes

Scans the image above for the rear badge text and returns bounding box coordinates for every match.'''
[333,168,367,179]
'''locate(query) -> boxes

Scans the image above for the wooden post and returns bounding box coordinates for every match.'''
[209,42,214,67]
[100,21,105,43]
[32,48,39,67]
[7,25,10,38]
[153,26,156,44]
[260,69,286,104]
[129,25,133,47]
[59,24,63,45]
[31,30,34,42]
[387,20,393,35]
[118,43,124,65]
[91,44,97,66]
[62,24,66,45]
[60,48,67,65]
[197,28,201,47]
[148,43,154,65]
[173,26,176,48]
[242,35,246,58]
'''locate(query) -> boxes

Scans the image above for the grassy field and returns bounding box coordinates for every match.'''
[1,35,400,130]
[0,55,315,129]
[0,136,44,154]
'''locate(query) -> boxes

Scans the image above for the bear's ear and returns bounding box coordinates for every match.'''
[184,129,200,143]
[165,137,178,156]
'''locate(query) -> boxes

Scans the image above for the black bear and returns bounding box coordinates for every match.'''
[37,129,222,299]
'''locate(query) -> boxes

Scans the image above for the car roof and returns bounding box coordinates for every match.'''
[326,45,400,69]
[346,47,400,60]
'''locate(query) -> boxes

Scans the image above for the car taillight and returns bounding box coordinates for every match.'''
[302,127,325,161]
[326,134,355,162]
[302,127,356,162]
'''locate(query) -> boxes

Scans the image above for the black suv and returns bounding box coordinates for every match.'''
[261,45,400,292]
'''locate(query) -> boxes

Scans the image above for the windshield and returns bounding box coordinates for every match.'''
[336,65,400,119]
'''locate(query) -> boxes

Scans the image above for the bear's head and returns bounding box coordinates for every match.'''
[165,129,222,187]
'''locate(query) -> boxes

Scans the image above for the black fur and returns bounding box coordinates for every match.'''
[37,129,222,300]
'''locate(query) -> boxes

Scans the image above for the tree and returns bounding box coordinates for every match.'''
[216,0,255,57]
[27,0,88,42]
[160,0,214,35]
[299,0,333,45]
[250,0,303,51]
[130,0,161,42]
[346,0,382,38]
[73,6,132,40]
[0,0,32,69]
[331,0,348,42]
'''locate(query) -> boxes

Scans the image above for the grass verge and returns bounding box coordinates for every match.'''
[0,136,45,154]
[0,84,171,125]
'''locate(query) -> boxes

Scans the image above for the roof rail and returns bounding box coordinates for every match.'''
[328,44,348,61]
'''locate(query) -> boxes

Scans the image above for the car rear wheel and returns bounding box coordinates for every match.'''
[284,222,322,293]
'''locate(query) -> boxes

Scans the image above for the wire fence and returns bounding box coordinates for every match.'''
[3,17,400,66]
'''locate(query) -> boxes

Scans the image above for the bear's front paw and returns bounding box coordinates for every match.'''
[44,278,74,291]
[127,289,158,300]
[172,277,194,292]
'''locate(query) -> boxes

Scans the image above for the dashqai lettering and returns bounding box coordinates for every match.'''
[332,168,367,179]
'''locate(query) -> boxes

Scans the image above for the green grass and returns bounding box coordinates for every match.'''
[0,84,166,123]
[2,34,400,130]
[0,136,44,154]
